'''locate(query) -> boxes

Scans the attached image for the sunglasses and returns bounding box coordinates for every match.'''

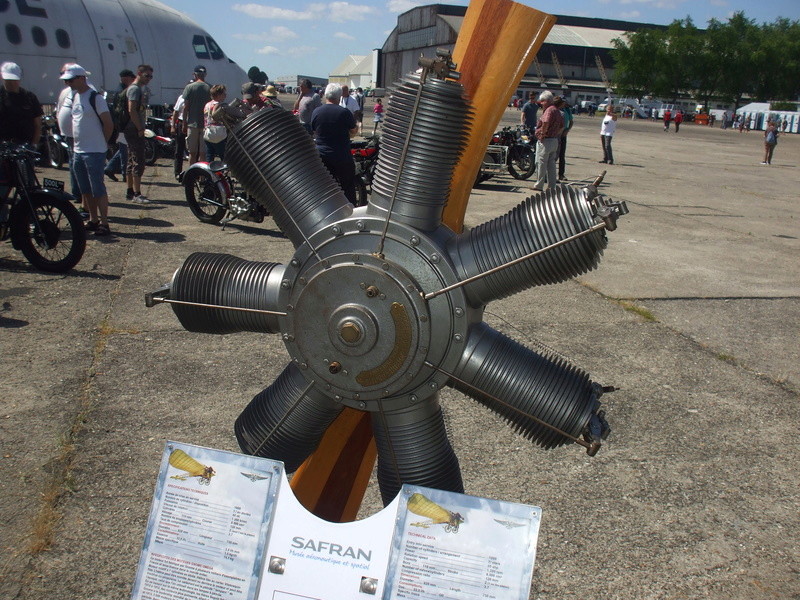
[142,73,153,78]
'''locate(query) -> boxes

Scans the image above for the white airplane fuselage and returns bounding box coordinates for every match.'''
[0,0,248,106]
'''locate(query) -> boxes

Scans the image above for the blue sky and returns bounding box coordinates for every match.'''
[160,0,800,79]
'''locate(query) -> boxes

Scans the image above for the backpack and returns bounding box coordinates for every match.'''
[87,90,119,145]
[766,129,778,145]
[112,88,131,132]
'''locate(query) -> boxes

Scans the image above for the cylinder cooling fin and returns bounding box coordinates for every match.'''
[150,61,625,505]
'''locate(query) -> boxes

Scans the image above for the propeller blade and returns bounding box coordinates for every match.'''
[450,323,600,449]
[372,398,463,505]
[235,363,343,471]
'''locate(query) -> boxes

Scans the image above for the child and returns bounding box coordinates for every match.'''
[373,98,384,133]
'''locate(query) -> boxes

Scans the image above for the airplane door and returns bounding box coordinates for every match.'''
[81,0,141,91]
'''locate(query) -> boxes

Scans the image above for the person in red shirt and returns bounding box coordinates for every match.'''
[532,90,564,192]
[663,109,672,131]
[674,110,684,133]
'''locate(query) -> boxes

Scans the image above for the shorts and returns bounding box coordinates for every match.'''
[72,152,107,197]
[186,126,204,155]
[354,110,363,123]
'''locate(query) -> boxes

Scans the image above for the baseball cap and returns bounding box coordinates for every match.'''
[241,82,263,99]
[1,62,22,81]
[263,85,278,98]
[194,65,207,75]
[60,64,91,80]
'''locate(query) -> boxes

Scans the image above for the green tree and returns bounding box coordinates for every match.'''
[610,28,664,100]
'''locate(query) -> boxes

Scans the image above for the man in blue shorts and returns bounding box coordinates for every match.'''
[61,64,114,235]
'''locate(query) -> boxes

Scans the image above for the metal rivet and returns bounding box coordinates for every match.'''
[410,236,420,246]
[299,362,308,369]
[454,334,463,342]
[299,277,306,285]
[335,395,342,401]
[430,253,440,263]
[382,263,390,270]
[360,282,367,289]
[454,307,464,317]
[410,394,418,403]
[332,226,341,235]
[359,401,366,409]
[356,221,365,230]
[281,279,291,289]
[429,382,438,390]
[290,259,300,267]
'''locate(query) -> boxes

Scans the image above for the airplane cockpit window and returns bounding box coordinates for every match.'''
[192,34,210,59]
[6,24,22,45]
[55,29,71,49]
[32,26,46,47]
[206,36,224,60]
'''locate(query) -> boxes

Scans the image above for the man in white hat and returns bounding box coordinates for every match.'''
[0,62,44,146]
[61,64,114,235]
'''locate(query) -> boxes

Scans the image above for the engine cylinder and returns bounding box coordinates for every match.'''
[169,252,285,334]
[451,323,598,449]
[368,75,472,232]
[449,184,608,307]
[235,362,343,471]
[372,400,463,505]
[225,108,352,247]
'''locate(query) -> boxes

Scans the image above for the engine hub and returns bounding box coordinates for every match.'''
[278,214,471,411]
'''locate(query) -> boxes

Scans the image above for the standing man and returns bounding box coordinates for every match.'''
[339,85,359,115]
[673,109,683,133]
[170,89,187,180]
[311,83,358,204]
[104,68,136,184]
[182,65,211,164]
[294,78,320,134]
[520,91,538,133]
[532,90,563,192]
[60,64,114,235]
[555,96,573,181]
[0,62,43,146]
[354,87,365,135]
[663,108,672,131]
[124,64,154,204]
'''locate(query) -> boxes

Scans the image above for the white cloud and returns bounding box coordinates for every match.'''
[286,45,318,57]
[326,2,378,22]
[387,0,423,13]
[233,32,271,42]
[232,4,313,19]
[334,31,356,40]
[257,45,281,55]
[619,10,642,19]
[271,26,299,41]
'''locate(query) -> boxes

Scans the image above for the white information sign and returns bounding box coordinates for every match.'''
[385,485,541,600]
[131,442,281,600]
[132,443,541,600]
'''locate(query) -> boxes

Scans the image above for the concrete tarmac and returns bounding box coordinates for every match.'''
[1,104,798,600]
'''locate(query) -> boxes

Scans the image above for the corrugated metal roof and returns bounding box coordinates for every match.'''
[435,15,624,49]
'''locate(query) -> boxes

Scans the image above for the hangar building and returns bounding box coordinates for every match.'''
[378,4,665,105]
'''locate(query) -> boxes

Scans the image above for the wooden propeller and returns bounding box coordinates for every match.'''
[290,0,556,523]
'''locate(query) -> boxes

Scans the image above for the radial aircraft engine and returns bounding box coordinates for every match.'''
[147,58,627,506]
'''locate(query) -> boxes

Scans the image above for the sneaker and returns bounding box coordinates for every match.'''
[104,171,119,182]
[760,161,768,165]
[84,220,100,232]
[532,185,544,192]
[132,194,151,204]
[126,188,134,200]
[94,224,111,236]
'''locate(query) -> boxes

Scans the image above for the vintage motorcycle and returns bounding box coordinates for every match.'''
[144,117,175,166]
[0,143,86,272]
[476,125,536,184]
[41,114,70,170]
[181,160,268,226]
[351,134,380,207]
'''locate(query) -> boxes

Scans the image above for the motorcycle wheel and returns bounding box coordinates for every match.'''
[184,170,227,223]
[11,192,86,272]
[144,138,157,165]
[508,145,535,180]
[352,176,368,207]
[46,136,65,169]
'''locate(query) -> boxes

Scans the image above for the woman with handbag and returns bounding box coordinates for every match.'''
[203,84,228,161]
